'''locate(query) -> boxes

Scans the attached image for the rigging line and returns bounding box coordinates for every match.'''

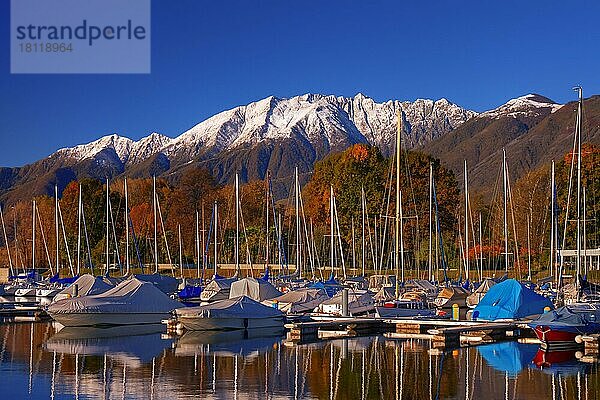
[35,203,54,274]
[156,193,174,275]
[57,199,75,277]
[80,199,95,275]
[238,194,254,277]
[108,195,122,273]
[506,170,522,279]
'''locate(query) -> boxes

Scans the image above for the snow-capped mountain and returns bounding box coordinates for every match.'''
[36,93,476,191]
[57,132,173,165]
[481,94,562,119]
[55,93,475,172]
[165,93,475,159]
[4,91,588,204]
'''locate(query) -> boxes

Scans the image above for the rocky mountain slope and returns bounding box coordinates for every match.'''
[421,94,600,197]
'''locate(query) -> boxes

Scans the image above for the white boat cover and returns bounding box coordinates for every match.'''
[320,290,374,313]
[467,279,496,306]
[229,277,282,302]
[55,274,113,301]
[267,288,328,313]
[200,277,237,302]
[176,295,283,319]
[48,277,182,314]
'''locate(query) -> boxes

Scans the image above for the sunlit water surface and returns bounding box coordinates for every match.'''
[0,322,598,399]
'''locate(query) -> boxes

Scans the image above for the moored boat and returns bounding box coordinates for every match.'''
[175,295,284,331]
[528,303,600,347]
[265,287,328,314]
[48,277,182,327]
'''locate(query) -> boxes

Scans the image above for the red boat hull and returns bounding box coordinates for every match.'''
[532,325,578,345]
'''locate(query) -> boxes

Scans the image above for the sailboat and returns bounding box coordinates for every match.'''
[374,109,437,318]
[529,87,600,346]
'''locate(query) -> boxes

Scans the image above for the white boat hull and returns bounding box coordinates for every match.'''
[36,288,61,297]
[14,288,37,297]
[48,311,172,327]
[375,306,436,318]
[178,315,285,331]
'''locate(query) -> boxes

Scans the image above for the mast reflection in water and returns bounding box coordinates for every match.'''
[0,323,597,399]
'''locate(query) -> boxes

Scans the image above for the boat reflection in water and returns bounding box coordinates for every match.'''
[44,324,172,367]
[0,322,598,399]
[532,348,591,376]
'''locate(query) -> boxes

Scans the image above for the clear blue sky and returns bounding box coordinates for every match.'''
[1,0,599,167]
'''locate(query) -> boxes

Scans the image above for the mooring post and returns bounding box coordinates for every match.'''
[342,289,349,317]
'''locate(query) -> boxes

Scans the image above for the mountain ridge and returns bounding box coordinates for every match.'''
[3,91,595,204]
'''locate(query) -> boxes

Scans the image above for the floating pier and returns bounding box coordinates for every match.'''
[284,316,533,348]
[285,317,394,343]
[0,302,50,322]
[575,334,600,363]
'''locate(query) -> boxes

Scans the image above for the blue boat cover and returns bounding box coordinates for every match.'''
[57,276,79,285]
[474,279,553,320]
[477,341,537,376]
[260,268,270,281]
[309,277,342,297]
[178,285,203,299]
[528,305,600,335]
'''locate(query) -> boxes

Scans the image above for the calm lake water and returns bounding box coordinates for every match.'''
[0,322,598,399]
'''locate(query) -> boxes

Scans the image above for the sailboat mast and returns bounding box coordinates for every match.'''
[106,178,110,276]
[395,109,401,298]
[235,173,240,276]
[330,185,334,278]
[265,172,270,269]
[122,179,128,275]
[153,176,158,274]
[32,200,35,271]
[295,167,301,278]
[527,213,532,281]
[428,163,433,281]
[351,217,356,274]
[575,86,583,290]
[550,161,555,278]
[479,212,483,279]
[55,185,59,274]
[583,187,587,276]
[196,210,200,279]
[503,149,509,273]
[464,160,469,281]
[77,184,82,275]
[361,186,366,277]
[214,201,218,277]
[201,201,205,272]
[178,224,183,278]
[399,190,405,285]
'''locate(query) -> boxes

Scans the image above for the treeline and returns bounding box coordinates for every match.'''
[0,143,597,280]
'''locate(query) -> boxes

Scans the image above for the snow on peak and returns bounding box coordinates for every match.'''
[55,92,478,166]
[482,93,563,119]
[58,133,134,163]
[57,132,174,165]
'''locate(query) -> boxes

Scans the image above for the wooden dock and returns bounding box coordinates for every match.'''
[383,318,529,348]
[285,317,394,343]
[285,316,532,348]
[0,303,50,322]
